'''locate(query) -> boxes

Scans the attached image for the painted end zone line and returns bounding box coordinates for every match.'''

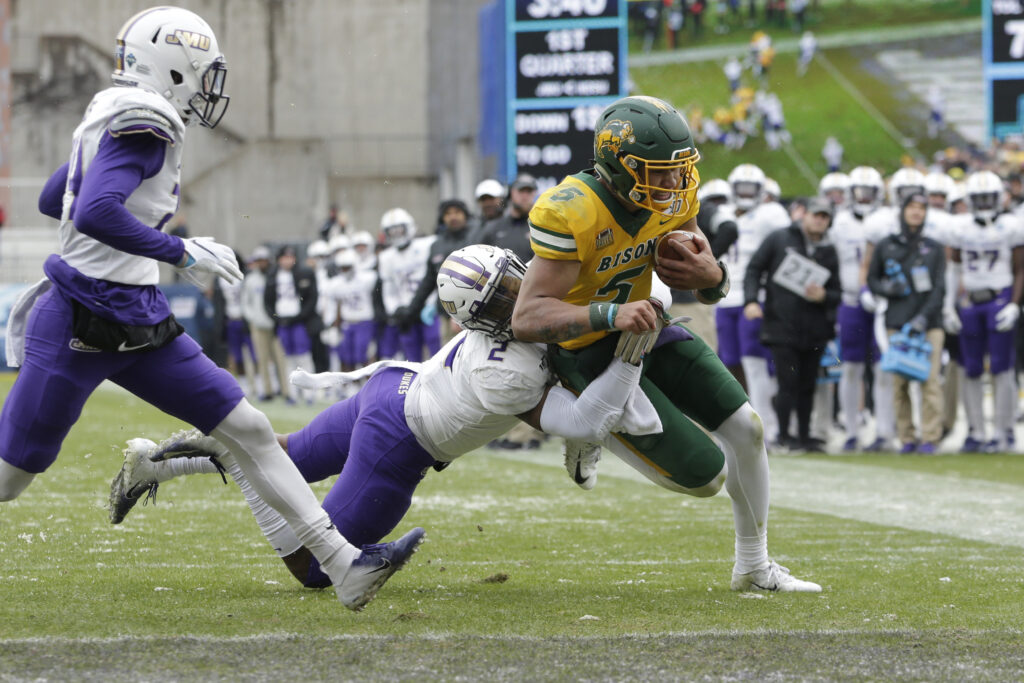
[490,449,1024,550]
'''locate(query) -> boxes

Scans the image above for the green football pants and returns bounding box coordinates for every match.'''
[549,328,749,490]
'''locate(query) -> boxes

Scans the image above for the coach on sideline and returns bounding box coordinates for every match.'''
[743,197,840,452]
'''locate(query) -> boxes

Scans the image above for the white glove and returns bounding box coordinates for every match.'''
[563,439,601,491]
[995,302,1021,332]
[942,307,962,335]
[177,237,242,287]
[859,287,878,313]
[613,299,690,365]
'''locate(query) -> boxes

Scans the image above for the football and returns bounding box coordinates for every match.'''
[655,230,701,265]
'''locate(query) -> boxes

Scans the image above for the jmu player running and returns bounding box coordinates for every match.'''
[945,171,1024,452]
[0,6,421,611]
[108,245,658,589]
[512,96,821,592]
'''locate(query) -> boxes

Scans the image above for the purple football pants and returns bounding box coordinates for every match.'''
[276,322,311,356]
[225,318,255,366]
[286,367,436,585]
[0,289,243,474]
[715,305,772,366]
[958,289,1017,377]
[837,302,878,363]
[338,320,375,366]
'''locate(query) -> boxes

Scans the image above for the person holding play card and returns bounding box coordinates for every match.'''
[744,197,840,452]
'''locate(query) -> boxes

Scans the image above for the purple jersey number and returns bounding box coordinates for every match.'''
[487,341,509,362]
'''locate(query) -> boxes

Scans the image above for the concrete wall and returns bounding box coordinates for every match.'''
[9,0,488,260]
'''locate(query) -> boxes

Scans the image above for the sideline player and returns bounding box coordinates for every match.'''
[511,95,821,593]
[0,6,420,611]
[945,171,1024,452]
[108,245,662,589]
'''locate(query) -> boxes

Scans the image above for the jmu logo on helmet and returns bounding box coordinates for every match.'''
[596,119,634,157]
[166,30,211,51]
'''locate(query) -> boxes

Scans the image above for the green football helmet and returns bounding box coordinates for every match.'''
[593,96,700,217]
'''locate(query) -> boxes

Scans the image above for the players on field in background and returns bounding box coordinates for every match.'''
[0,5,417,611]
[945,171,1024,452]
[713,163,789,447]
[375,208,440,362]
[108,244,658,592]
[513,95,821,592]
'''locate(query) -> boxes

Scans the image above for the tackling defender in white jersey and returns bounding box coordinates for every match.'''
[108,245,699,592]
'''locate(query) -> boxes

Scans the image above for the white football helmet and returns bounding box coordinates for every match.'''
[847,166,884,214]
[763,177,781,202]
[924,172,955,209]
[380,208,416,248]
[728,164,765,210]
[818,172,849,206]
[351,231,374,249]
[328,234,351,253]
[111,7,229,128]
[334,249,357,270]
[964,170,1004,222]
[436,244,527,342]
[697,178,732,205]
[307,240,330,259]
[888,168,926,206]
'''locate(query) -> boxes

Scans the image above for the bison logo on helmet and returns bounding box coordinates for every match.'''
[596,119,635,157]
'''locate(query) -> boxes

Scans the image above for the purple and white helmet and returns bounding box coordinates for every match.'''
[436,244,527,341]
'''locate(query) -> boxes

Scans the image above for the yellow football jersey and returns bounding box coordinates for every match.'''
[528,171,700,350]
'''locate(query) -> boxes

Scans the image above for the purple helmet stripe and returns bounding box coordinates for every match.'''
[439,266,485,290]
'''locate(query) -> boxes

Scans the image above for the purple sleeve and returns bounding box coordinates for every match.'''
[72,132,185,265]
[38,163,69,220]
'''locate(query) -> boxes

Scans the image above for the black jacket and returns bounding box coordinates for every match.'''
[867,227,945,331]
[744,224,841,349]
[263,265,318,328]
[474,211,533,264]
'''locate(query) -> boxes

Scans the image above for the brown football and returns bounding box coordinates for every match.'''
[655,230,700,265]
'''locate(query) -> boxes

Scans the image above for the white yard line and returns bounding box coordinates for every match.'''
[494,450,1024,549]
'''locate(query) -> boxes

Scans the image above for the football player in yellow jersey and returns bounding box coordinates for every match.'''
[512,95,821,593]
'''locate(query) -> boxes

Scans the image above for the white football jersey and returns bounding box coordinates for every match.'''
[324,270,377,323]
[831,208,869,304]
[60,86,185,285]
[947,212,1024,292]
[221,278,244,319]
[404,331,552,462]
[377,236,436,314]
[719,201,790,307]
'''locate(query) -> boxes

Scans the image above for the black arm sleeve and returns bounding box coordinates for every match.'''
[709,220,738,259]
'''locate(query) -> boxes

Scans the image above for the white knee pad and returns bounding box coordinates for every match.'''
[0,460,36,502]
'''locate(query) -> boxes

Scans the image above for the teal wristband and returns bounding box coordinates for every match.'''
[589,303,616,331]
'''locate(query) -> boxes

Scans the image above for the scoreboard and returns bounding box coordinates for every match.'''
[985,0,1024,140]
[504,0,627,189]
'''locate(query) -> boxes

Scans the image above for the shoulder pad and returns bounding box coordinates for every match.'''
[108,107,179,144]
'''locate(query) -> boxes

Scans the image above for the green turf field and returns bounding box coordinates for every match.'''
[1,375,1023,680]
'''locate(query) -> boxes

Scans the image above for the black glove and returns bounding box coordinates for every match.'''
[880,278,908,298]
[390,306,413,330]
[908,314,928,334]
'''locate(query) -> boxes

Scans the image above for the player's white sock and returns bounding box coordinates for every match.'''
[962,376,985,439]
[713,403,770,573]
[741,356,778,442]
[873,365,896,440]
[811,383,832,441]
[211,400,359,582]
[993,371,1017,440]
[218,452,303,557]
[839,362,864,439]
[152,455,220,483]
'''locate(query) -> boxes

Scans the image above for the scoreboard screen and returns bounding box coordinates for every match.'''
[985,0,1024,139]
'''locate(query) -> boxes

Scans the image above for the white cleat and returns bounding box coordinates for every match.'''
[108,438,162,524]
[731,560,822,593]
[563,439,601,491]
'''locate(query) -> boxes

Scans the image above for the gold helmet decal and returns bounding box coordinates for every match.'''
[596,119,635,158]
